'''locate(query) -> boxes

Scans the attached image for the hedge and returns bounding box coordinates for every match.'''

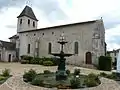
[98,56,112,71]
[20,55,57,66]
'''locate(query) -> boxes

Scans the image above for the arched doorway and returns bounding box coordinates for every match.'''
[86,52,92,64]
[8,54,11,62]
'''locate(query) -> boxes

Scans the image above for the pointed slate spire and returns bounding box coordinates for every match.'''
[17,5,38,21]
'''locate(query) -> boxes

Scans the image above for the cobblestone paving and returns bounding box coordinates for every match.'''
[0,63,119,90]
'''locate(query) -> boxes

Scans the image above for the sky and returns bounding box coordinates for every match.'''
[0,0,120,51]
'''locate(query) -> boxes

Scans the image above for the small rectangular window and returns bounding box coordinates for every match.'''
[27,44,30,54]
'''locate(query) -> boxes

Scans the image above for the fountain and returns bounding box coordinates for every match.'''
[51,33,73,80]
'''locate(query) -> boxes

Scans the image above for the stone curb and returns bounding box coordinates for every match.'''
[1,75,120,90]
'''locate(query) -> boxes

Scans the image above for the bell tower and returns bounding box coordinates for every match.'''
[17,5,38,33]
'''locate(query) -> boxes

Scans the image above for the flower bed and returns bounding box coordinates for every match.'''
[23,69,101,89]
[0,68,12,84]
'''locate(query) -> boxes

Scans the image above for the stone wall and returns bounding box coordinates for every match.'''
[18,20,105,65]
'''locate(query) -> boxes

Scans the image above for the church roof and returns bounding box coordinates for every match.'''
[107,49,120,53]
[9,35,19,39]
[0,40,16,50]
[17,5,38,21]
[19,19,100,33]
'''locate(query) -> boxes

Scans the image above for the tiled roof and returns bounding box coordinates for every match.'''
[0,40,15,50]
[17,5,38,21]
[9,35,19,39]
[19,19,99,33]
[107,49,120,53]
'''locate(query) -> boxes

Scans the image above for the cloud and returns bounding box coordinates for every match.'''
[98,10,120,29]
[106,25,120,50]
[0,0,120,51]
[32,0,69,23]
[5,25,16,29]
[0,7,20,41]
[0,0,25,9]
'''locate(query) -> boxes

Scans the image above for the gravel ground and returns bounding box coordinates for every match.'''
[0,62,118,90]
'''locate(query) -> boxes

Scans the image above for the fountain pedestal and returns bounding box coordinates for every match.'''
[51,33,73,81]
[56,53,67,80]
[56,70,67,80]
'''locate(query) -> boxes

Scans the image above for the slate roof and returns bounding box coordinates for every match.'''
[9,35,19,39]
[19,20,98,33]
[0,40,16,50]
[17,5,38,21]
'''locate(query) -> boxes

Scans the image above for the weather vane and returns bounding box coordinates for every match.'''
[25,0,32,7]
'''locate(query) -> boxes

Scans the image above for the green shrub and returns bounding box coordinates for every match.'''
[51,57,58,65]
[74,69,80,75]
[20,55,26,59]
[100,72,117,79]
[20,55,33,64]
[88,73,98,79]
[21,60,29,64]
[42,57,52,61]
[84,73,100,87]
[20,56,57,66]
[98,56,112,71]
[23,69,37,82]
[106,72,117,79]
[42,57,57,66]
[43,61,54,66]
[39,60,43,65]
[0,76,5,81]
[30,57,42,64]
[66,69,70,75]
[70,77,80,88]
[31,76,44,86]
[21,55,33,60]
[100,72,108,77]
[84,78,98,87]
[44,70,51,74]
[2,69,10,77]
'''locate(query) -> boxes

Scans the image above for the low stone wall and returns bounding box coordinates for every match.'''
[2,76,120,90]
[79,77,120,90]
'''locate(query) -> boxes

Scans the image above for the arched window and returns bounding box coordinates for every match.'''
[27,44,30,54]
[28,19,30,25]
[20,19,22,24]
[74,41,78,54]
[48,43,52,54]
[33,21,35,27]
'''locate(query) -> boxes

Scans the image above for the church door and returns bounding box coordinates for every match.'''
[86,52,92,64]
[8,54,11,62]
[0,54,1,61]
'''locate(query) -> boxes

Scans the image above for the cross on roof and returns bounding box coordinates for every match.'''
[25,0,32,7]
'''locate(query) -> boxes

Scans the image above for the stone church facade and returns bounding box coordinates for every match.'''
[12,5,106,65]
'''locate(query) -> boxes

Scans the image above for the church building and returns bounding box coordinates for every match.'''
[9,5,106,66]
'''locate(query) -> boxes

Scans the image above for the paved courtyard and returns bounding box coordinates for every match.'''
[0,63,119,90]
[0,62,111,76]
